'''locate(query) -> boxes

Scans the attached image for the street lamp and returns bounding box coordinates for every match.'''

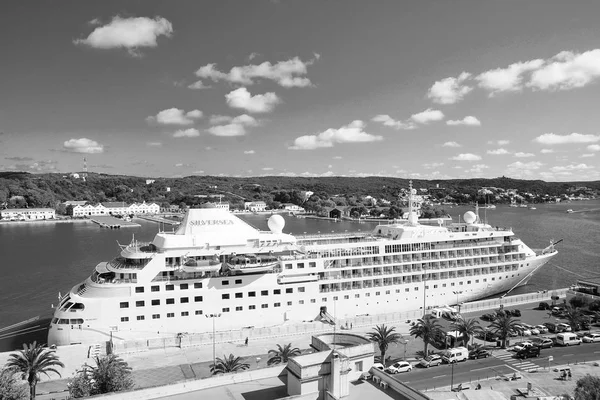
[453,290,463,314]
[205,313,221,368]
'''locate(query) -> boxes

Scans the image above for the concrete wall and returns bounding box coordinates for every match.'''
[92,364,286,399]
[371,368,432,400]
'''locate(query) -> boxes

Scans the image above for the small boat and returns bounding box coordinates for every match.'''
[227,254,279,274]
[567,209,574,213]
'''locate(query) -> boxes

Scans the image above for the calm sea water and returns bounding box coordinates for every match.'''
[0,200,598,329]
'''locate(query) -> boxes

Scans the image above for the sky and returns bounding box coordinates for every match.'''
[1,0,600,181]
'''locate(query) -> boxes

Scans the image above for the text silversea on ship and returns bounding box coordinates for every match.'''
[48,187,557,346]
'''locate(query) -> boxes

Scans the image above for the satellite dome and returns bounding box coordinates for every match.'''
[411,189,417,195]
[463,211,477,224]
[268,214,285,233]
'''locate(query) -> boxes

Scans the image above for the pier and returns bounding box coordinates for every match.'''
[136,215,181,226]
[91,215,140,229]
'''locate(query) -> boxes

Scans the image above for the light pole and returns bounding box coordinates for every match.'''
[205,313,221,368]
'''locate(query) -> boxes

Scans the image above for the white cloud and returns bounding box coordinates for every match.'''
[442,141,461,148]
[147,108,203,125]
[514,152,535,158]
[533,132,600,145]
[487,140,510,146]
[427,72,472,104]
[528,49,600,91]
[410,108,444,124]
[505,161,544,179]
[487,148,510,155]
[225,87,280,113]
[173,128,200,138]
[540,148,555,154]
[581,153,595,158]
[74,16,173,56]
[146,142,162,147]
[550,163,593,172]
[63,138,104,154]
[451,153,482,161]
[194,55,318,88]
[423,162,444,169]
[333,156,343,160]
[371,114,415,130]
[446,116,481,126]
[187,81,211,90]
[587,144,600,152]
[508,161,543,170]
[476,60,543,95]
[289,120,382,150]
[244,150,255,154]
[192,170,204,174]
[262,167,274,171]
[467,164,489,175]
[206,114,258,137]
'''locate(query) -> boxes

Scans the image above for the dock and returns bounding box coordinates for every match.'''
[91,216,140,229]
[136,215,181,226]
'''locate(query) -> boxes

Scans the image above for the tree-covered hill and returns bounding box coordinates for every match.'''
[0,171,598,210]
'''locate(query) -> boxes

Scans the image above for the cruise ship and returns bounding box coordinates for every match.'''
[48,188,558,346]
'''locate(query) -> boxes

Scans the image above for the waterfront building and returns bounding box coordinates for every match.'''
[244,201,267,212]
[214,202,230,211]
[282,203,304,213]
[70,203,108,217]
[0,208,55,221]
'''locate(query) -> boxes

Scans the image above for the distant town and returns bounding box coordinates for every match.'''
[0,172,597,222]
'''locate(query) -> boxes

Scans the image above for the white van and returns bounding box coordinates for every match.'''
[556,333,581,346]
[441,347,468,363]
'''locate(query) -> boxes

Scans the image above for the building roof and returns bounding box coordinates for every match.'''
[1,208,55,212]
[63,201,87,206]
[101,202,129,208]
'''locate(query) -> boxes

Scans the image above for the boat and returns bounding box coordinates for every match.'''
[529,206,537,210]
[566,209,574,213]
[47,185,558,346]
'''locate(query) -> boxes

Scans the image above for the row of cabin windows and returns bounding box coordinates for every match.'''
[136,278,247,293]
[121,310,201,322]
[221,287,301,300]
[284,262,317,269]
[120,296,202,308]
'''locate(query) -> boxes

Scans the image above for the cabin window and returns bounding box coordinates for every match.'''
[309,262,316,268]
[135,287,144,293]
[355,294,360,298]
[298,287,305,293]
[310,299,316,303]
[249,305,256,310]
[167,313,174,318]
[235,293,243,298]
[236,306,243,311]
[167,298,175,304]
[151,285,159,292]
[195,310,203,315]
[322,298,327,302]
[235,279,242,284]
[181,297,189,303]
[222,280,229,286]
[152,300,160,306]
[195,296,203,302]
[261,290,268,296]
[222,294,230,300]
[181,311,189,316]
[152,314,160,319]
[222,308,230,313]
[285,264,292,269]
[166,285,174,291]
[274,303,281,307]
[286,288,293,294]
[248,291,256,297]
[287,301,293,306]
[121,317,129,322]
[137,316,145,321]
[298,263,305,269]
[180,284,189,290]
[194,283,202,289]
[274,289,281,295]
[262,304,268,309]
[136,301,145,307]
[120,302,129,308]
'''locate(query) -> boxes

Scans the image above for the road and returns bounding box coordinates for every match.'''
[391,341,600,391]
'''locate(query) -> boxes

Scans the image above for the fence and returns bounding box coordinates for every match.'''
[112,288,570,354]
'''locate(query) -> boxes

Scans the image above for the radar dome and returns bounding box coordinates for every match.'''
[411,189,417,195]
[268,214,285,233]
[463,211,477,224]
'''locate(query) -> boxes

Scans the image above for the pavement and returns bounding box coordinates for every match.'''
[14,298,592,399]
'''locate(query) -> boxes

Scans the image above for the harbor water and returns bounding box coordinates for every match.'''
[0,200,598,333]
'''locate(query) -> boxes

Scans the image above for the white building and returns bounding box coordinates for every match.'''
[70,203,107,217]
[214,202,230,211]
[282,203,304,212]
[69,202,159,217]
[244,201,267,212]
[1,208,55,221]
[128,201,160,214]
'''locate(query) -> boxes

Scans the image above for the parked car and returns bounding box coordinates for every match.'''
[514,325,532,336]
[516,345,540,359]
[508,329,519,337]
[556,333,581,346]
[544,322,557,333]
[582,333,600,343]
[531,338,554,348]
[556,323,572,332]
[468,349,491,359]
[535,325,549,334]
[509,309,522,317]
[419,354,443,368]
[477,330,498,342]
[522,324,540,335]
[511,341,533,352]
[538,302,551,310]
[387,361,412,374]
[481,313,496,322]
[552,307,565,316]
[372,363,385,372]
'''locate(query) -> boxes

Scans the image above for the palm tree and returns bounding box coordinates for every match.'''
[367,324,402,366]
[563,306,585,332]
[5,341,64,399]
[210,354,250,375]
[267,343,301,366]
[90,354,133,395]
[451,318,482,348]
[409,316,444,357]
[489,314,520,348]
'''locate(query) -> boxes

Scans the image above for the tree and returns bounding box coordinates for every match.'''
[90,354,133,395]
[0,368,28,400]
[451,318,482,347]
[210,354,250,375]
[367,325,402,366]
[569,296,587,309]
[267,344,301,366]
[5,341,64,399]
[574,374,600,400]
[563,305,585,331]
[409,316,444,357]
[489,314,520,348]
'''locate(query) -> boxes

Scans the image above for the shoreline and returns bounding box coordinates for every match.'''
[0,218,91,225]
